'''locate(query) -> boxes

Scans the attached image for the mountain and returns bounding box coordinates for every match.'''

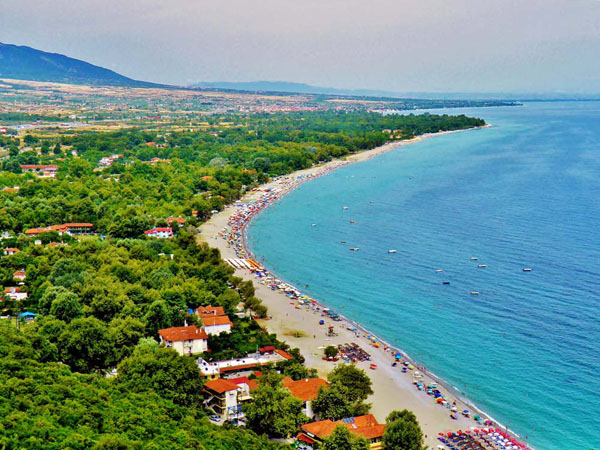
[193,80,600,101]
[0,42,157,87]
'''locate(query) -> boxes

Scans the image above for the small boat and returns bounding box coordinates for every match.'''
[435,269,443,273]
[340,241,347,244]
[442,281,450,285]
[522,268,532,272]
[343,206,349,210]
[470,257,478,261]
[349,247,360,251]
[470,291,480,295]
[311,224,317,227]
[388,249,397,254]
[477,264,487,268]
[349,220,355,224]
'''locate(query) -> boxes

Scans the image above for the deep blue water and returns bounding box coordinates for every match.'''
[248,102,600,450]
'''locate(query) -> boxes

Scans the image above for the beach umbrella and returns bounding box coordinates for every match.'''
[438,433,445,437]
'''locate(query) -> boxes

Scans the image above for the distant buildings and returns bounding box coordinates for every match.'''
[165,217,185,227]
[20,164,58,178]
[144,227,173,238]
[24,223,94,237]
[4,287,27,301]
[158,325,208,356]
[3,248,20,256]
[13,269,26,281]
[97,154,123,169]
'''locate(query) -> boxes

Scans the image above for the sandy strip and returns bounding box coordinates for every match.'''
[198,126,514,448]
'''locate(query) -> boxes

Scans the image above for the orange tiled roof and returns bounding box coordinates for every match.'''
[276,349,294,360]
[283,377,329,402]
[202,316,233,327]
[158,325,208,342]
[204,378,240,394]
[301,415,385,441]
[197,305,226,317]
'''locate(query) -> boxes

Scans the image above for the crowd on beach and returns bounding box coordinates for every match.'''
[216,160,532,450]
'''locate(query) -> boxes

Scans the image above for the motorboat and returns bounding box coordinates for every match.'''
[477,264,487,268]
[522,268,532,272]
[349,247,360,251]
[388,249,397,253]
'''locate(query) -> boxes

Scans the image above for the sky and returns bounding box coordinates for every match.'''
[1,0,600,94]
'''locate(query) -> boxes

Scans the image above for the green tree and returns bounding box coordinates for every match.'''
[245,371,308,438]
[38,286,77,315]
[324,345,339,358]
[117,341,203,407]
[143,300,171,339]
[328,364,373,403]
[382,414,426,450]
[322,425,370,450]
[49,291,84,322]
[23,134,38,146]
[58,317,115,373]
[312,384,352,421]
[110,317,146,361]
[53,141,62,155]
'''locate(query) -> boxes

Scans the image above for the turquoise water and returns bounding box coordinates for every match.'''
[247,102,600,450]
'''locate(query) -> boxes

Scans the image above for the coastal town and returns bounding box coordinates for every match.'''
[0,76,530,449]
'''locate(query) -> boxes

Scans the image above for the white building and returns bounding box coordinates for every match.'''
[158,325,208,356]
[202,315,233,336]
[144,227,174,239]
[203,378,244,420]
[4,287,28,301]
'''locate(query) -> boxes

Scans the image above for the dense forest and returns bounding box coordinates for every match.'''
[0,112,484,234]
[0,111,484,448]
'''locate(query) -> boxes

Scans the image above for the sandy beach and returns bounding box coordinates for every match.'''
[198,127,503,449]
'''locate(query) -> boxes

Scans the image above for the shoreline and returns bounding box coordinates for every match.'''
[199,124,532,449]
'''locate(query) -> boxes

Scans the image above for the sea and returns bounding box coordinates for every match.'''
[247,101,600,450]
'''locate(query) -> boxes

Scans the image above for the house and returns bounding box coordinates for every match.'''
[18,311,37,322]
[158,325,208,356]
[202,315,233,335]
[3,248,20,256]
[197,307,233,336]
[203,378,244,421]
[166,217,186,227]
[20,164,58,178]
[144,227,173,239]
[1,186,19,193]
[228,376,259,401]
[4,287,28,301]
[13,269,26,281]
[24,223,94,237]
[197,305,226,318]
[297,415,386,449]
[198,350,294,380]
[283,377,329,419]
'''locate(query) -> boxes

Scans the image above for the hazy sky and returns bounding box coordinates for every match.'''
[1,0,600,93]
